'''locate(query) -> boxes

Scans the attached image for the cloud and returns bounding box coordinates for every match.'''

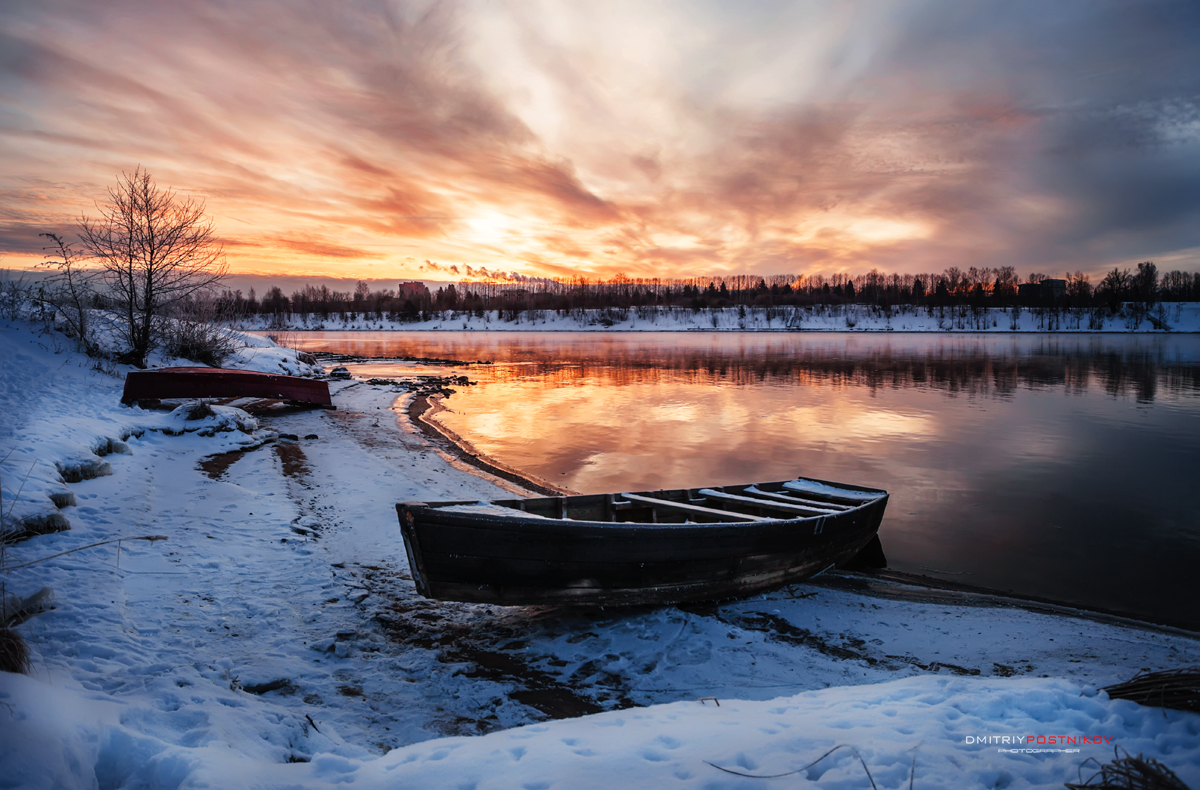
[0,0,1198,280]
[264,235,382,260]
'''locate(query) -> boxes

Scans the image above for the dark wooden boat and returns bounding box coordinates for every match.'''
[121,367,333,408]
[397,476,888,606]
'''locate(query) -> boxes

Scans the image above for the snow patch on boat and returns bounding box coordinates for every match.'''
[781,479,883,501]
[439,502,551,518]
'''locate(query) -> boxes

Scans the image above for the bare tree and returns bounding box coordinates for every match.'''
[1066,271,1092,306]
[1133,261,1158,306]
[78,167,227,366]
[38,232,98,354]
[992,266,1019,304]
[1099,267,1130,311]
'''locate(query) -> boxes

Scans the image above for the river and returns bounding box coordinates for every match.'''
[284,330,1200,630]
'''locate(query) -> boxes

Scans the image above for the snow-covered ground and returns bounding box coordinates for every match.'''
[0,321,317,538]
[236,302,1200,333]
[2,317,1198,789]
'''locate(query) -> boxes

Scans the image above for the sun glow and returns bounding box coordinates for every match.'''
[2,2,1197,281]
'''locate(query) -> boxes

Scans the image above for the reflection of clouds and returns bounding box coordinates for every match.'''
[441,380,757,484]
[344,331,1200,498]
[463,411,507,439]
[1002,430,1066,462]
[645,400,702,424]
[296,331,1200,403]
[768,405,935,442]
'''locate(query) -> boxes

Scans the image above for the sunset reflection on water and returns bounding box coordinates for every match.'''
[289,331,1200,629]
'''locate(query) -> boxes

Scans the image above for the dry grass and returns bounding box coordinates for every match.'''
[182,400,216,421]
[1066,747,1190,790]
[1103,667,1200,714]
[0,627,31,674]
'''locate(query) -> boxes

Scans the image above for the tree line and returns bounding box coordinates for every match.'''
[230,263,1200,323]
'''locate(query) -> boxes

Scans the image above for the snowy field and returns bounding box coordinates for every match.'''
[235,302,1200,333]
[2,317,1198,789]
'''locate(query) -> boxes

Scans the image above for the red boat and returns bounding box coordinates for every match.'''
[121,367,334,408]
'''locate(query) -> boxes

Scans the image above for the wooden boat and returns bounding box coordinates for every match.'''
[396,476,888,606]
[121,367,333,408]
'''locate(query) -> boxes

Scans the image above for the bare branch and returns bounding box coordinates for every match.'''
[78,167,227,366]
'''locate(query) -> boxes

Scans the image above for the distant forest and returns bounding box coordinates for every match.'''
[216,262,1200,321]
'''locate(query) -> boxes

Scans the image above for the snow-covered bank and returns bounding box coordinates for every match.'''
[7,672,1199,789]
[3,317,1199,788]
[236,302,1200,333]
[0,321,316,538]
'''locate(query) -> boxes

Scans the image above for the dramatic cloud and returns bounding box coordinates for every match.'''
[1,0,1198,280]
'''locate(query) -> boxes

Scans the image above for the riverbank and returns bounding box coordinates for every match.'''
[406,391,571,496]
[236,302,1200,333]
[3,318,1199,788]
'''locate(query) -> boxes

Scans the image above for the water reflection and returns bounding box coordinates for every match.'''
[293,331,1199,402]
[289,331,1200,629]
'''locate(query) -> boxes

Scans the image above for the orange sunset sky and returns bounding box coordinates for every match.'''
[2,0,1199,283]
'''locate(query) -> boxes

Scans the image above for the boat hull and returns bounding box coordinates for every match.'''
[397,480,888,606]
[121,367,333,408]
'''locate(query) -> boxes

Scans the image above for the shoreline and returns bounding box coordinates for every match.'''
[239,302,1200,334]
[397,387,1198,635]
[405,391,572,497]
[254,327,1200,334]
[822,569,1199,637]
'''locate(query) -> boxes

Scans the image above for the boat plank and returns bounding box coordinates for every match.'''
[618,493,770,522]
[742,486,855,511]
[429,566,814,606]
[698,488,839,516]
[422,551,844,589]
[781,479,881,504]
[413,514,875,566]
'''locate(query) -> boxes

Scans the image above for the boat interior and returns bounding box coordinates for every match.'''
[435,478,886,525]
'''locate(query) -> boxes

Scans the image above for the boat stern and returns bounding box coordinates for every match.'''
[396,502,435,598]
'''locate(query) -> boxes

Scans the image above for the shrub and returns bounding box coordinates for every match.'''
[0,628,31,674]
[163,317,239,367]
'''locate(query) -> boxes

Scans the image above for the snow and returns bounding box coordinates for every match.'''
[236,302,1200,333]
[4,671,1200,789]
[3,316,1199,789]
[0,321,288,540]
[441,501,553,517]
[779,480,883,501]
[224,334,321,377]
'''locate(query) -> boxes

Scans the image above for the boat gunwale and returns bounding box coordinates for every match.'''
[400,476,887,531]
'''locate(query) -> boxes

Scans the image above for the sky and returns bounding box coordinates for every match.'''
[2,0,1199,283]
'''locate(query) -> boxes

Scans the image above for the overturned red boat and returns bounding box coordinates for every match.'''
[121,367,333,408]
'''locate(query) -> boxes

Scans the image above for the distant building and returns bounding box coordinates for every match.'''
[1017,282,1041,302]
[1042,279,1066,300]
[1018,279,1067,306]
[398,281,430,300]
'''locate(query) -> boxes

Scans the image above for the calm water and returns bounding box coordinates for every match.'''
[290,331,1200,629]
